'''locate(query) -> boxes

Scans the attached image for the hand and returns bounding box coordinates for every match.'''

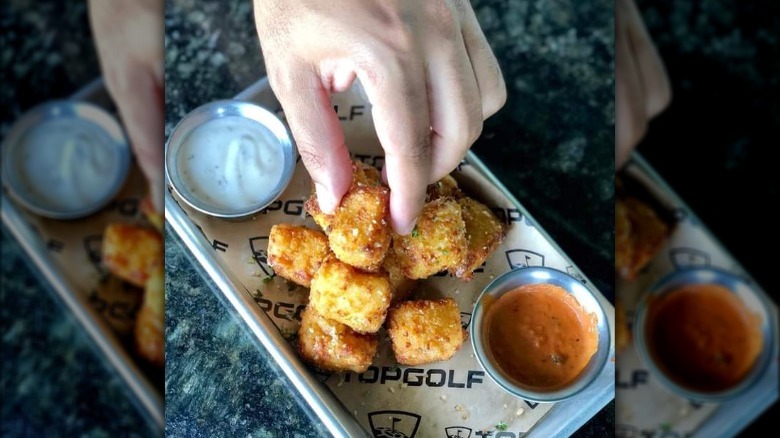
[616,0,671,169]
[254,0,506,234]
[88,0,164,212]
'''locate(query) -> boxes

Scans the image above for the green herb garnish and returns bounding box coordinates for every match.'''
[496,421,508,431]
[262,276,273,285]
[411,226,419,238]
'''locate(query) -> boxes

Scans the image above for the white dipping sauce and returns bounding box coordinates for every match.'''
[177,116,284,210]
[15,118,121,211]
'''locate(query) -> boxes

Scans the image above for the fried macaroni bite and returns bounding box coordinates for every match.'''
[386,298,465,365]
[453,197,506,281]
[102,223,163,288]
[135,264,164,368]
[393,198,468,279]
[328,186,391,272]
[298,306,378,373]
[382,247,417,303]
[426,174,463,202]
[267,224,330,287]
[615,196,669,280]
[304,161,384,234]
[309,255,391,334]
[305,161,391,272]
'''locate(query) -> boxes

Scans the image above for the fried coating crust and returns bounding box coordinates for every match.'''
[135,265,164,367]
[452,197,506,280]
[615,196,669,280]
[386,298,465,365]
[297,306,378,373]
[382,246,418,303]
[328,186,391,272]
[393,198,468,279]
[267,224,330,287]
[304,161,383,234]
[102,223,163,288]
[309,255,391,334]
[426,174,463,202]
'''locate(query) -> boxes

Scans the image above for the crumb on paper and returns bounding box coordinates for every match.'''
[440,395,448,401]
[503,404,508,409]
[454,404,469,420]
[400,383,408,389]
[516,408,525,417]
[388,387,395,393]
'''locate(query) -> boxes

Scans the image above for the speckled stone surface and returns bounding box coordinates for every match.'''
[634,0,779,432]
[163,0,614,437]
[1,2,158,436]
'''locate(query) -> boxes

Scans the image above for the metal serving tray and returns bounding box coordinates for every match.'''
[165,77,615,438]
[1,79,164,431]
[616,153,779,438]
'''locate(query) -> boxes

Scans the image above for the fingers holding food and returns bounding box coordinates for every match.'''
[328,186,391,272]
[386,298,465,366]
[267,224,330,288]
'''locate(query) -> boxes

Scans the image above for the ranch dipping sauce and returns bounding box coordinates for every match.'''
[176,115,284,211]
[13,117,122,212]
[483,283,599,390]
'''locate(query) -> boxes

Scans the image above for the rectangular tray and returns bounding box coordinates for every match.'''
[165,78,615,438]
[1,79,164,430]
[616,153,779,437]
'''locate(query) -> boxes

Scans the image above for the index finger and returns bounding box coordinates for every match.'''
[355,55,431,235]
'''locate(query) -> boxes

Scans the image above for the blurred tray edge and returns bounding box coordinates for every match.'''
[1,78,164,431]
[627,152,779,438]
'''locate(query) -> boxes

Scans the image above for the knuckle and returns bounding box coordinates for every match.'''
[426,2,460,41]
[296,141,327,173]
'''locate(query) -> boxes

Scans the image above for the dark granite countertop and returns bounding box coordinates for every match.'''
[633,0,779,432]
[163,0,614,437]
[1,2,158,436]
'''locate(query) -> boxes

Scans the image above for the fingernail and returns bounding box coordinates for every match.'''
[315,183,337,214]
[394,215,418,236]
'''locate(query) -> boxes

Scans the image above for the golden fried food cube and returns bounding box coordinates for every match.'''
[386,298,465,365]
[304,161,384,234]
[297,306,378,373]
[615,196,670,280]
[382,247,417,302]
[102,223,163,288]
[426,174,463,202]
[267,224,330,287]
[135,265,164,367]
[452,197,506,280]
[393,198,468,279]
[328,186,391,272]
[309,255,391,333]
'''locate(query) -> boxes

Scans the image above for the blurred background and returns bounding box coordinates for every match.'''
[621,0,779,435]
[1,1,159,436]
